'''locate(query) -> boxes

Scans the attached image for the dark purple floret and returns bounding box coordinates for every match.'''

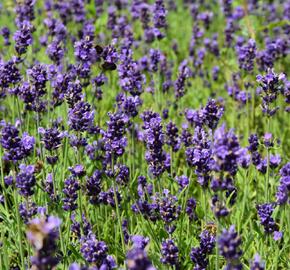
[122,219,130,244]
[71,215,92,239]
[197,11,213,29]
[74,37,97,65]
[186,127,213,187]
[65,80,84,107]
[186,197,197,221]
[14,20,33,55]
[155,189,181,225]
[116,93,143,117]
[69,164,86,178]
[80,233,108,265]
[101,44,119,68]
[15,0,36,26]
[200,230,215,254]
[19,201,37,223]
[118,47,145,96]
[62,176,80,211]
[149,49,161,73]
[181,127,193,147]
[248,134,259,152]
[166,121,180,152]
[153,0,167,29]
[269,154,281,169]
[262,133,273,148]
[221,0,233,18]
[203,99,224,130]
[86,170,102,205]
[224,18,238,48]
[4,175,13,186]
[16,164,36,197]
[160,239,179,266]
[0,58,22,89]
[131,198,159,222]
[0,122,35,162]
[130,235,150,250]
[126,247,155,270]
[236,39,256,72]
[276,162,290,204]
[102,112,129,161]
[115,163,130,185]
[44,17,67,41]
[99,188,122,207]
[250,254,265,270]
[69,134,88,148]
[174,60,191,99]
[27,216,61,270]
[141,111,170,177]
[47,40,65,64]
[212,125,241,176]
[218,225,242,269]
[0,27,10,45]
[68,101,95,132]
[256,69,285,117]
[212,66,220,81]
[71,0,86,23]
[45,174,57,201]
[211,194,229,218]
[175,175,189,189]
[38,126,64,151]
[190,230,215,269]
[256,203,278,234]
[27,64,48,93]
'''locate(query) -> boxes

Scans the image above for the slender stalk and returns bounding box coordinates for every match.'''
[111,156,125,255]
[266,117,270,202]
[13,188,25,270]
[215,219,220,270]
[113,182,125,253]
[203,188,207,223]
[59,222,66,270]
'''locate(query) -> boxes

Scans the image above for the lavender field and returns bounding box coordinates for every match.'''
[0,0,289,269]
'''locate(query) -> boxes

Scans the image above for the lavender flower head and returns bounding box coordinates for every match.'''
[276,162,290,204]
[14,20,33,55]
[80,232,113,267]
[256,203,278,234]
[0,122,35,162]
[250,254,265,270]
[16,164,36,197]
[256,69,285,117]
[236,39,256,72]
[27,216,61,270]
[212,124,241,176]
[68,101,95,132]
[142,111,170,177]
[218,225,242,270]
[126,236,155,270]
[160,239,179,266]
[190,230,215,270]
[62,176,80,211]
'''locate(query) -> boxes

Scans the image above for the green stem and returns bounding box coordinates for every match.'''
[13,189,25,270]
[111,157,125,255]
[266,117,270,202]
[215,219,220,270]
